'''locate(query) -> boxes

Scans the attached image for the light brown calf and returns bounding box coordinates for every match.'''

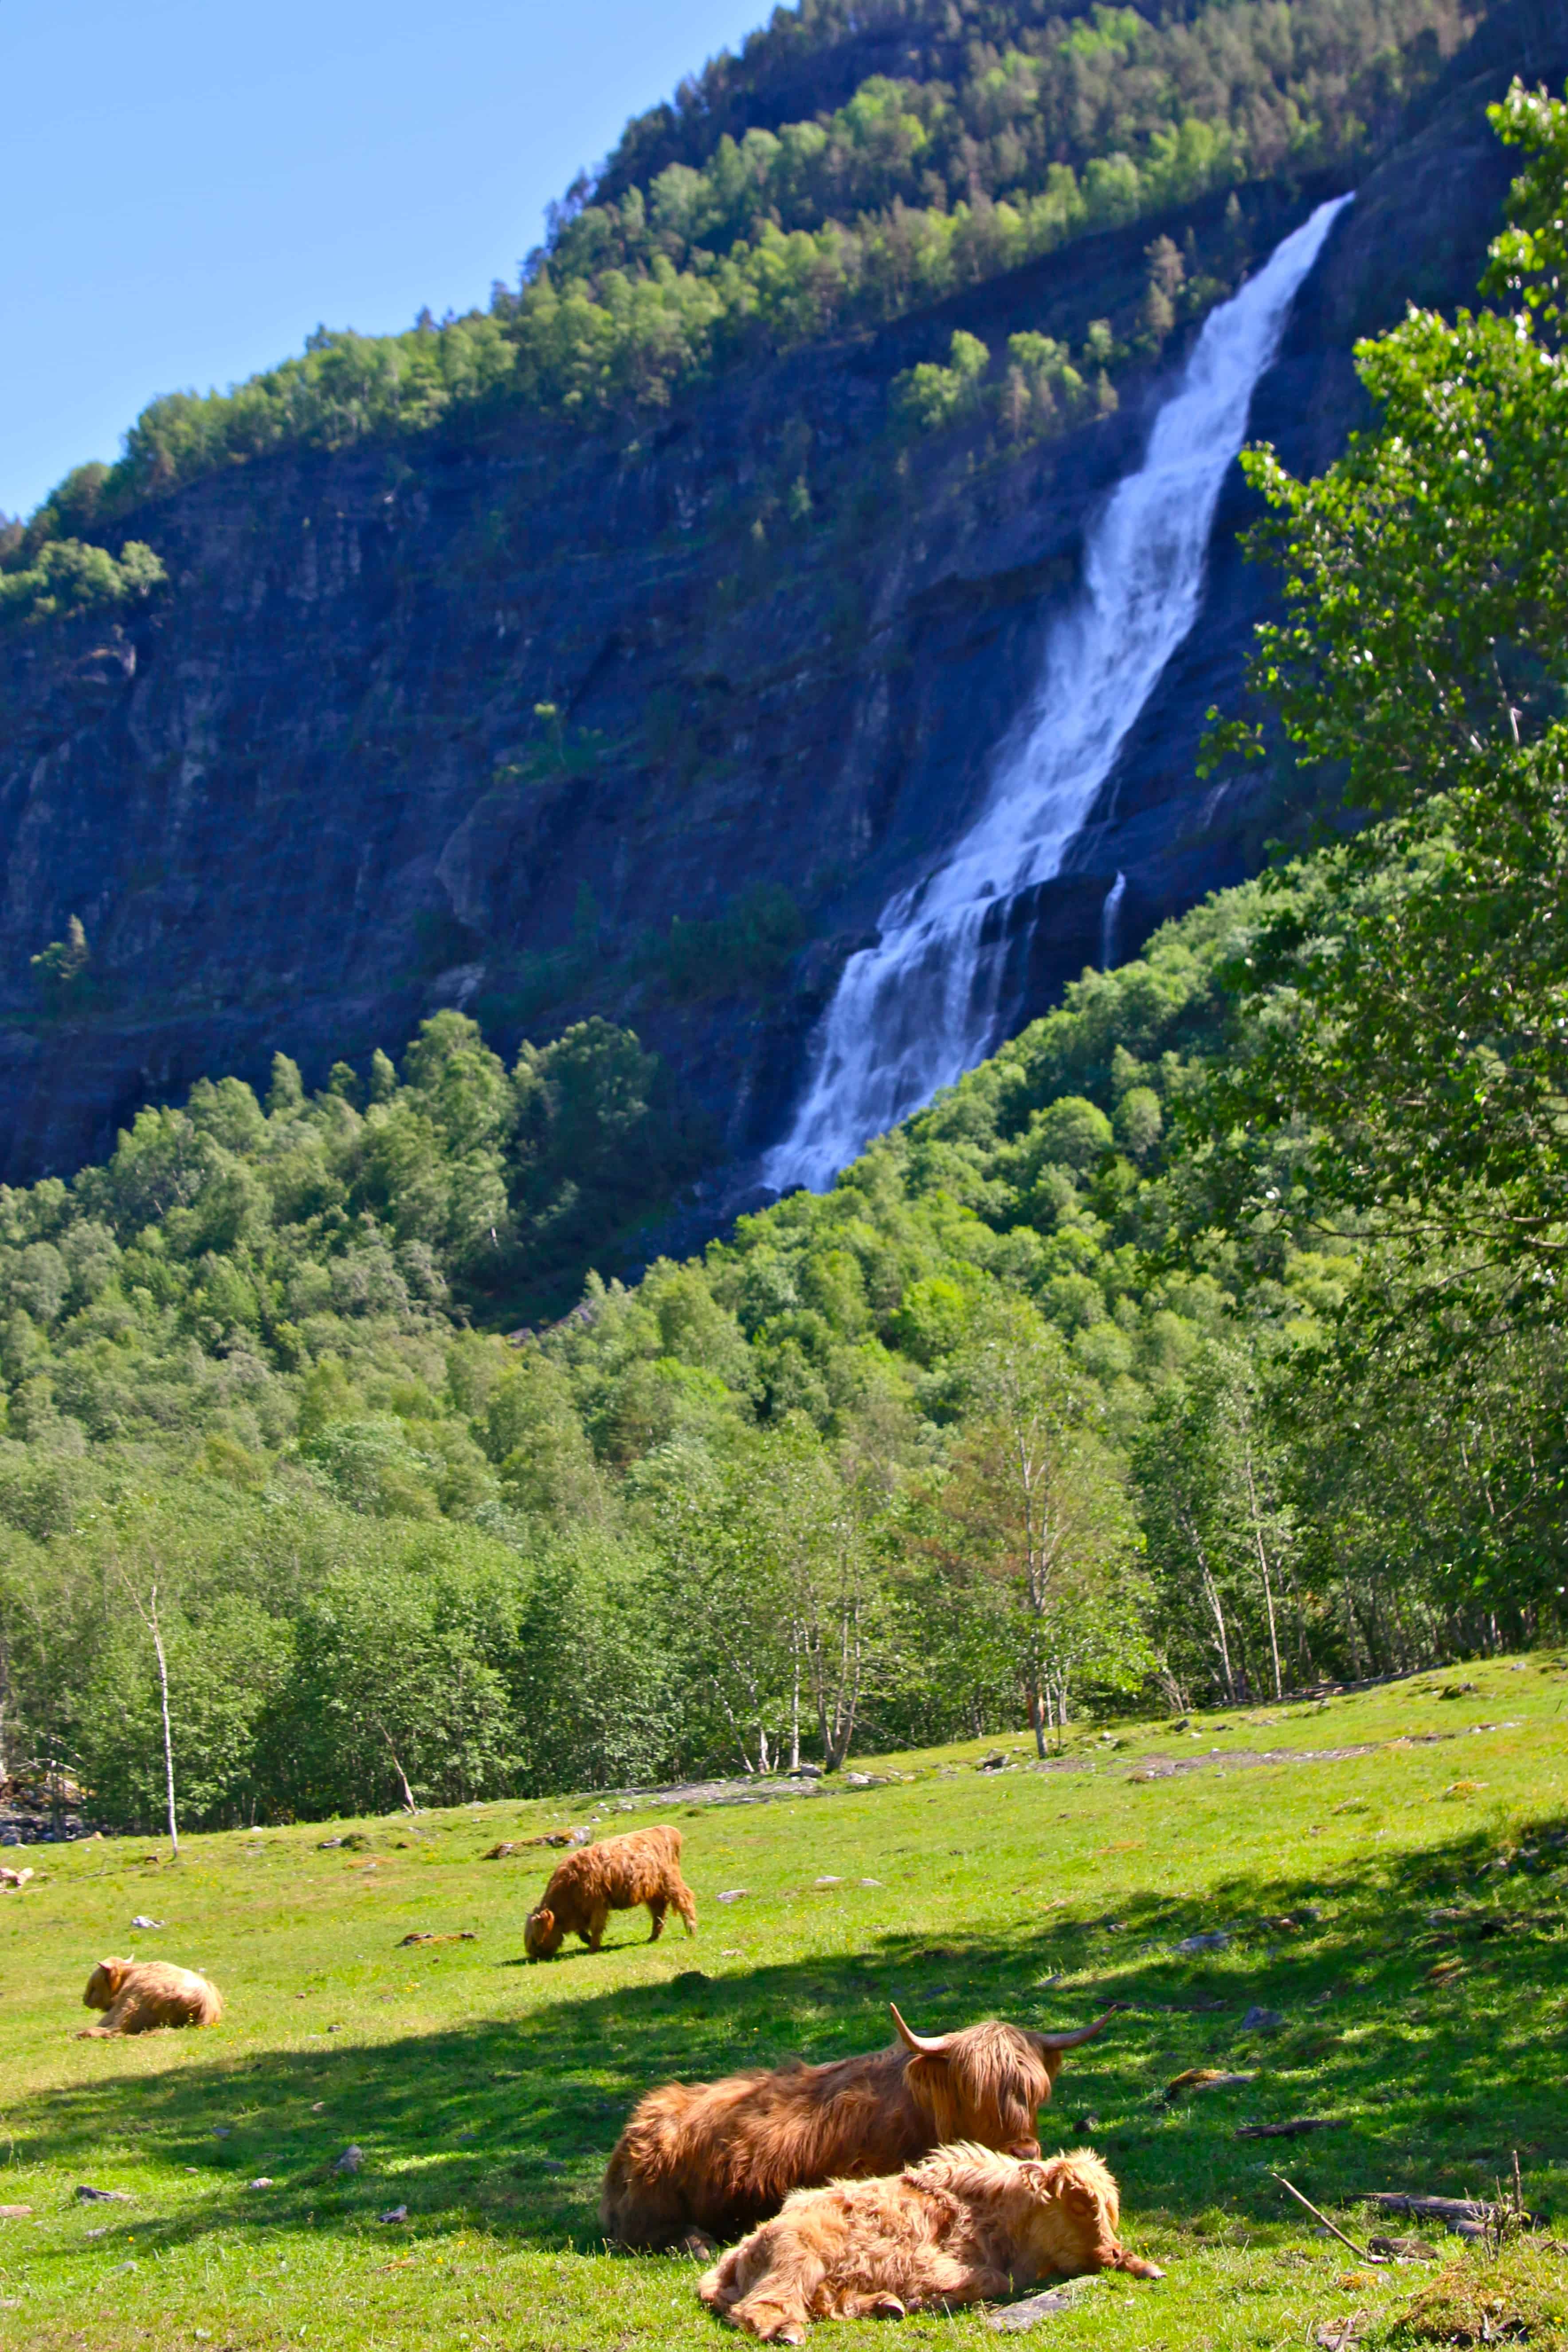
[78,1958,224,2037]
[699,2142,1163,2341]
[525,1823,696,1960]
[602,2003,1119,2248]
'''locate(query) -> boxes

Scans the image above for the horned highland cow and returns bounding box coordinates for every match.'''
[699,2143,1162,2340]
[602,2001,1119,2248]
[525,1823,697,1960]
[78,1958,224,2036]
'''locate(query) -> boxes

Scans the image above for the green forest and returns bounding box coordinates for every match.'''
[4,71,1567,1837]
[1,0,1475,617]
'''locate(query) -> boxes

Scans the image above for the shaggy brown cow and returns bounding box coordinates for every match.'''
[699,2143,1163,2341]
[78,1958,224,2037]
[525,1824,697,1960]
[601,2001,1119,2248]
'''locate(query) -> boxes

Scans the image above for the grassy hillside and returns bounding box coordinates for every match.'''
[0,1664,1563,2348]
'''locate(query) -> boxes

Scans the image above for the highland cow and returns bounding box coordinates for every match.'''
[525,1823,697,1960]
[699,2143,1163,2341]
[78,1958,224,2037]
[602,2001,1119,2249]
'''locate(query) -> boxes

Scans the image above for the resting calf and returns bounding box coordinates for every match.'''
[699,2143,1163,2341]
[525,1823,697,1960]
[78,1958,224,2036]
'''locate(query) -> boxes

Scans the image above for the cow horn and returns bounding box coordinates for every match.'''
[1033,2003,1124,2051]
[890,2002,956,2056]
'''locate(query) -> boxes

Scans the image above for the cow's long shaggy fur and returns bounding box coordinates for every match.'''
[603,2012,1112,2248]
[699,2144,1163,2341]
[525,1824,697,1960]
[78,1958,224,2037]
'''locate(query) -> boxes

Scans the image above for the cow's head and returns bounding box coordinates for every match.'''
[891,2004,1121,2156]
[1017,2149,1164,2278]
[524,1906,561,1960]
[84,1958,131,2010]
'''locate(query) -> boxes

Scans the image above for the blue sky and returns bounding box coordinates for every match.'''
[1,0,772,518]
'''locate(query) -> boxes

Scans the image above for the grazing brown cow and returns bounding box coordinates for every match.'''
[699,2143,1163,2341]
[602,2001,1119,2248]
[525,1824,697,1960]
[78,1958,224,2037]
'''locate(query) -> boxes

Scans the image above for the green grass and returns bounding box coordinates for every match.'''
[1,1663,1565,2349]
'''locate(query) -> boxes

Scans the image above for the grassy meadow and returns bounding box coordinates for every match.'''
[0,1665,1564,2350]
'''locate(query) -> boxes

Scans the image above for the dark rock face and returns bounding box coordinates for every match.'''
[0,2,1561,1189]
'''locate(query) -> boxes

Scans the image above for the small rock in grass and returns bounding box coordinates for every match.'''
[814,1875,842,1886]
[860,1877,882,1886]
[378,2205,408,2224]
[540,2158,566,2174]
[74,2186,133,2204]
[717,1889,749,1903]
[1311,2316,1371,2347]
[249,2177,276,2189]
[1241,2007,1283,2032]
[0,2205,33,2219]
[1075,2114,1101,2132]
[333,2145,364,2174]
[990,2279,1097,2330]
[1177,1930,1231,1953]
[85,2226,108,2239]
[129,1914,165,1929]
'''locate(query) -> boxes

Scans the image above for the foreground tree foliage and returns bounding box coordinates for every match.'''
[1195,81,1568,1290]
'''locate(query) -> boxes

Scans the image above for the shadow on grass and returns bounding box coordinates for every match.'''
[16,1809,1565,2263]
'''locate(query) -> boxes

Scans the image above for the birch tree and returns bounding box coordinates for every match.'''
[934,1299,1146,1754]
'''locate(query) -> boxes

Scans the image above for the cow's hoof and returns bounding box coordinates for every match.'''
[682,2229,720,2260]
[870,2297,906,2320]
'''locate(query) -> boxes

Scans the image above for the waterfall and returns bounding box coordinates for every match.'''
[764,194,1350,1196]
[1099,870,1127,970]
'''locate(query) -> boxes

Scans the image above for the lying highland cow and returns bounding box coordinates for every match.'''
[78,1958,224,2037]
[699,2143,1163,2341]
[603,2001,1119,2248]
[525,1824,697,1960]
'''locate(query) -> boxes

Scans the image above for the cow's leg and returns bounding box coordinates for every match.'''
[674,1883,698,1936]
[839,2291,908,2321]
[586,1901,610,1951]
[648,1897,668,1942]
[728,2295,810,2343]
[916,2256,1009,2308]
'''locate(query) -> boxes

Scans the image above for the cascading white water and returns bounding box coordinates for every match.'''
[1099,870,1127,970]
[764,194,1350,1195]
